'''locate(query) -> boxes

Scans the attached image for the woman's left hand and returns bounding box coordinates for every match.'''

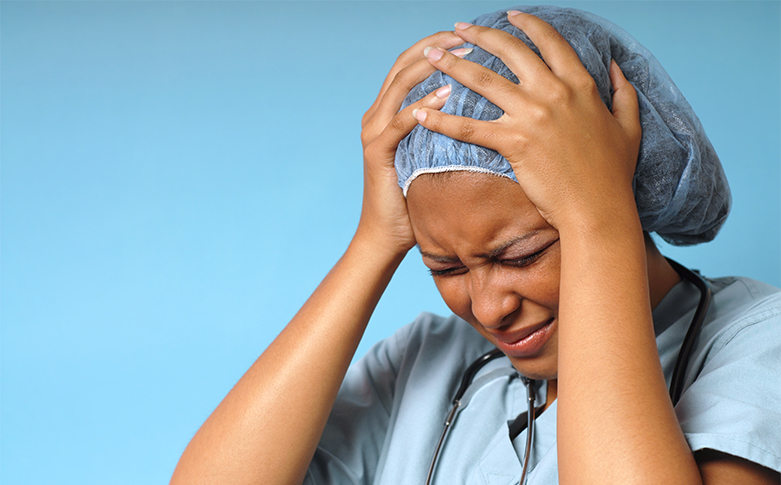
[414,13,710,485]
[412,11,642,233]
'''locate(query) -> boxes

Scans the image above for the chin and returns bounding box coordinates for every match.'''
[507,355,558,381]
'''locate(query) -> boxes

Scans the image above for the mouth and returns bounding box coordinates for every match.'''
[489,318,555,358]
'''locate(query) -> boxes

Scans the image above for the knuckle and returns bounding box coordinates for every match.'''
[494,38,521,61]
[472,70,494,89]
[391,67,414,91]
[509,134,528,154]
[439,51,461,70]
[573,73,598,96]
[421,93,437,107]
[417,31,454,49]
[364,140,384,161]
[388,114,407,134]
[361,110,374,128]
[483,127,502,146]
[528,102,552,123]
[394,46,413,66]
[360,129,373,147]
[459,120,477,141]
[432,30,456,42]
[547,82,574,104]
[540,26,561,44]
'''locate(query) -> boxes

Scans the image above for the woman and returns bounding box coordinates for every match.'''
[171,6,780,484]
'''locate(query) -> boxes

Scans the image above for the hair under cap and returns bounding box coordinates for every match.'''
[394,5,731,246]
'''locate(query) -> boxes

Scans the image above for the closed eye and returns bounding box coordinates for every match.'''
[428,265,467,277]
[425,238,559,277]
[501,238,559,268]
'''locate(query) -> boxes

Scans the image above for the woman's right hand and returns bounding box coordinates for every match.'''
[356,31,465,256]
[171,30,465,485]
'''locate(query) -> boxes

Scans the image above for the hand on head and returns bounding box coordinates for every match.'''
[356,31,467,255]
[412,11,642,232]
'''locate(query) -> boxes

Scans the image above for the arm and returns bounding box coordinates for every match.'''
[169,31,463,485]
[169,240,402,485]
[412,12,777,484]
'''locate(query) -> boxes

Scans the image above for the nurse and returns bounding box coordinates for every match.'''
[171,6,781,484]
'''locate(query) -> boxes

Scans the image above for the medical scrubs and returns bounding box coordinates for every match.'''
[304,275,781,484]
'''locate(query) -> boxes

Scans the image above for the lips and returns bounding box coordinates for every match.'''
[489,318,555,357]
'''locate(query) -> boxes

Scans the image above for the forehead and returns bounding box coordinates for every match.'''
[406,172,552,249]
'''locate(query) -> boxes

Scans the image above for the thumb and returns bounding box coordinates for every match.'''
[609,60,641,144]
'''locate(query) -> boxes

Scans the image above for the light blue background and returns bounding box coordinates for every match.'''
[2,1,779,483]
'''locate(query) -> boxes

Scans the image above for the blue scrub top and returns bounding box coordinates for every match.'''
[305,275,781,484]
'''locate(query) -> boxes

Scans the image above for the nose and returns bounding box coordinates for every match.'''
[468,267,521,329]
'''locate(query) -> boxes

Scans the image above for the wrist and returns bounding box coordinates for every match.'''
[557,207,646,274]
[554,189,641,242]
[348,228,410,270]
[352,220,415,261]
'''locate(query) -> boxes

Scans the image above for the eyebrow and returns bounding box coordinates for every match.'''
[418,231,541,262]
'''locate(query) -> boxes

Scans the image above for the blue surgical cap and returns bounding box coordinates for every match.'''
[395,5,731,246]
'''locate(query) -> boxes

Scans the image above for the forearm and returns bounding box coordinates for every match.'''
[171,236,406,485]
[556,210,701,483]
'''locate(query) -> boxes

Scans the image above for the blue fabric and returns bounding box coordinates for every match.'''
[305,276,781,484]
[394,6,731,246]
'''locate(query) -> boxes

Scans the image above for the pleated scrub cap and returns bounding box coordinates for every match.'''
[395,5,730,246]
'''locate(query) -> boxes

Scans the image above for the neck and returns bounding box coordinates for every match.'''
[645,234,681,310]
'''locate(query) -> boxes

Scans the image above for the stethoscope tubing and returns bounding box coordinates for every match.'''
[519,377,536,484]
[666,258,712,406]
[425,350,506,485]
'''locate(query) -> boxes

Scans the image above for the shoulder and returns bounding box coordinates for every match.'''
[705,276,780,348]
[690,275,780,378]
[708,276,779,310]
[678,276,781,473]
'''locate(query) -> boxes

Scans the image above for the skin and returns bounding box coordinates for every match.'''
[170,12,779,485]
[407,172,683,396]
[408,172,564,385]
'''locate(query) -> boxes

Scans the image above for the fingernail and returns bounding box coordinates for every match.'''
[413,108,427,123]
[424,47,443,61]
[507,10,522,17]
[454,22,473,30]
[435,84,451,98]
[450,47,473,58]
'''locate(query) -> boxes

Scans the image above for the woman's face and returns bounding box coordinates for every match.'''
[406,172,561,380]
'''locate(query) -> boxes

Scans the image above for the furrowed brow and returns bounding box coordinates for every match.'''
[487,232,539,259]
[417,232,540,263]
[419,251,460,263]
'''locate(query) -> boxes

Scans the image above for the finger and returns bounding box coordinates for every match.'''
[412,106,507,151]
[367,47,472,131]
[363,31,462,125]
[609,60,641,144]
[364,57,437,130]
[504,11,585,80]
[423,46,523,111]
[370,84,453,161]
[451,19,551,83]
[379,31,463,98]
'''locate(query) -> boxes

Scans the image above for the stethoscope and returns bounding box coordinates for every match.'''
[425,259,712,485]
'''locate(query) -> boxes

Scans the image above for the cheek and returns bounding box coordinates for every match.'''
[433,279,472,317]
[525,255,562,312]
[532,274,560,313]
